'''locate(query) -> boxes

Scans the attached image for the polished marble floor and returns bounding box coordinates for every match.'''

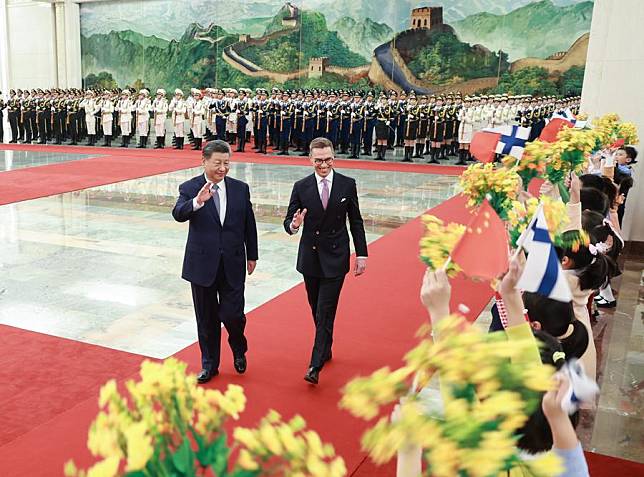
[0,150,98,171]
[0,162,459,358]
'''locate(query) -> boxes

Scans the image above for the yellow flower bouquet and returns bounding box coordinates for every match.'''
[459,163,520,220]
[507,197,569,248]
[419,215,465,278]
[502,152,547,191]
[65,358,346,477]
[340,316,561,477]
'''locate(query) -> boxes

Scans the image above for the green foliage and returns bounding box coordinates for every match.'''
[406,31,508,85]
[332,16,393,61]
[83,71,118,89]
[244,10,366,72]
[558,65,585,96]
[453,0,594,61]
[284,73,371,91]
[489,66,559,96]
[260,43,302,73]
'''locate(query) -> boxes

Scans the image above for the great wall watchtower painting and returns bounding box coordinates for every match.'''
[80,0,594,96]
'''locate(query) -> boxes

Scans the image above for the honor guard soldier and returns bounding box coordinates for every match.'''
[7,90,20,143]
[152,89,168,149]
[457,96,475,165]
[278,90,294,155]
[362,91,376,157]
[135,89,152,148]
[312,90,326,141]
[169,89,187,149]
[300,90,315,156]
[65,92,80,145]
[100,91,115,146]
[252,88,269,154]
[189,88,205,150]
[402,92,419,162]
[0,91,4,143]
[80,90,97,146]
[348,91,364,159]
[429,96,445,163]
[116,90,134,147]
[415,95,429,159]
[324,91,340,148]
[235,88,251,152]
[374,93,391,161]
[337,90,351,154]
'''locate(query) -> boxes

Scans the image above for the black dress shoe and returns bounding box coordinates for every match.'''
[197,368,218,384]
[234,356,247,374]
[304,367,320,385]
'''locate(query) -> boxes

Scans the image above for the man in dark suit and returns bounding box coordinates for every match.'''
[284,136,368,385]
[172,140,258,383]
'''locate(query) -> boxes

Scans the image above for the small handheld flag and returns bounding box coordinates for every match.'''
[515,204,572,302]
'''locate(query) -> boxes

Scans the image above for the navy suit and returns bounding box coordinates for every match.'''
[173,174,258,371]
[284,171,368,368]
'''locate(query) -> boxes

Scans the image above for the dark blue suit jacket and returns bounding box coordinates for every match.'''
[172,174,258,287]
[283,172,368,278]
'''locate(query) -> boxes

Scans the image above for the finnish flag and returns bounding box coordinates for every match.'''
[483,125,531,159]
[516,205,572,302]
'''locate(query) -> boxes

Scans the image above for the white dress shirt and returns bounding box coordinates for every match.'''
[290,170,366,260]
[192,174,226,225]
[290,171,334,234]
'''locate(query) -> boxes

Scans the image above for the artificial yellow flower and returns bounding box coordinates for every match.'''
[123,421,153,471]
[237,449,259,470]
[86,456,120,477]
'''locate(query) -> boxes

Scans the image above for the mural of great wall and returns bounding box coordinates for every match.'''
[80,0,594,95]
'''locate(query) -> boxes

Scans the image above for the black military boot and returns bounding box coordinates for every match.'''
[413,144,422,159]
[456,150,467,165]
[402,146,412,162]
[428,147,439,164]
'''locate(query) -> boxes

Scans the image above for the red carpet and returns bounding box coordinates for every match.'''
[0,325,145,447]
[0,194,492,476]
[0,143,464,206]
[1,189,639,476]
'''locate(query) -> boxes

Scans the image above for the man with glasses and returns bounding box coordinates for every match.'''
[284,137,368,385]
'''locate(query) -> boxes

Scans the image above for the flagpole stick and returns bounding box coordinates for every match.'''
[511,203,543,261]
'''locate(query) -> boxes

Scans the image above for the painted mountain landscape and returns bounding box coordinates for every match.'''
[80,0,594,95]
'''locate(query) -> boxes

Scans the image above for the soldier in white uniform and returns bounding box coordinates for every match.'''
[189,89,205,150]
[100,91,115,147]
[117,90,134,147]
[135,89,151,148]
[80,90,98,146]
[152,88,168,149]
[169,89,187,149]
[457,96,474,165]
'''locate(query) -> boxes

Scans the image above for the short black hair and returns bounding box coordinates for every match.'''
[623,146,638,161]
[202,140,231,159]
[580,187,608,215]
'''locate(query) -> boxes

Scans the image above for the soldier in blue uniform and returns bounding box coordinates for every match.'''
[362,91,376,157]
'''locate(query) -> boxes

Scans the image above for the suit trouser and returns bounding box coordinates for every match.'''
[190,261,248,372]
[304,275,345,369]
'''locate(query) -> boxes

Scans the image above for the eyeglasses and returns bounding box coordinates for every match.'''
[313,158,334,165]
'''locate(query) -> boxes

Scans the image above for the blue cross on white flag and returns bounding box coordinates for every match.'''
[516,204,572,302]
[484,125,531,159]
